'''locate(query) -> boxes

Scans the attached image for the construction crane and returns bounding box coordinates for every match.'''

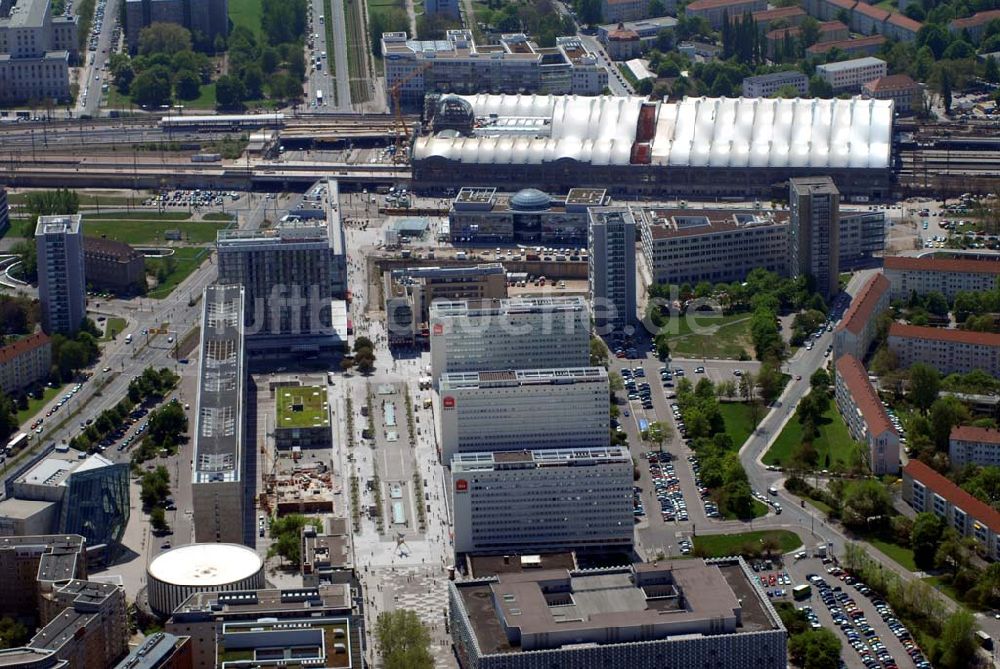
[389,64,432,165]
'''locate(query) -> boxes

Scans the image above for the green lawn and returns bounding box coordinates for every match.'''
[101,317,127,342]
[718,402,755,449]
[276,385,330,428]
[146,247,211,299]
[694,530,802,558]
[723,499,770,520]
[185,83,217,110]
[763,400,856,470]
[105,81,215,110]
[17,384,67,425]
[806,497,833,515]
[658,313,754,359]
[228,0,263,40]
[82,220,227,245]
[867,536,917,571]
[3,217,35,238]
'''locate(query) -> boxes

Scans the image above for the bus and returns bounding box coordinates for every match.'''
[316,90,323,105]
[6,432,28,455]
[638,418,649,433]
[792,584,811,600]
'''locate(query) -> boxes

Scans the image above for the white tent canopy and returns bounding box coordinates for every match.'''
[414,94,893,170]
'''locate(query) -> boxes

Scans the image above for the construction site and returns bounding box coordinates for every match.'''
[254,374,344,520]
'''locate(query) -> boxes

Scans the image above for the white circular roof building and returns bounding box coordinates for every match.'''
[147,543,265,617]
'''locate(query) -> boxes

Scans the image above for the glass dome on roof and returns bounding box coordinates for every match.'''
[510,188,551,211]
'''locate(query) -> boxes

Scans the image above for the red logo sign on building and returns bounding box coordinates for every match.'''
[433,323,444,336]
[455,479,468,492]
[443,396,455,409]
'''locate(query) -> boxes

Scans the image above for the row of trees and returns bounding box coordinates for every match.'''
[777,602,842,669]
[843,542,978,669]
[676,376,756,519]
[69,367,178,453]
[140,465,171,531]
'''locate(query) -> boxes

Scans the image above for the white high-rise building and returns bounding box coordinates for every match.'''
[35,215,85,335]
[428,297,590,381]
[451,446,633,554]
[589,208,636,332]
[438,367,609,463]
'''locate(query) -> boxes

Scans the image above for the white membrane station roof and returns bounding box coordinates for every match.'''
[414,94,893,170]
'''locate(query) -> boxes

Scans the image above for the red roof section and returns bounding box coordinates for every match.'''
[752,6,806,21]
[807,35,885,54]
[887,12,922,32]
[0,332,51,366]
[904,459,1000,534]
[835,354,895,436]
[952,425,1000,445]
[767,20,847,40]
[883,255,1000,275]
[853,3,890,20]
[837,273,890,335]
[951,9,1000,30]
[888,322,1000,348]
[863,74,918,93]
[687,0,760,12]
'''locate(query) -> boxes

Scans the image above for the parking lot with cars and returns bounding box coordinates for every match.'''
[787,555,925,669]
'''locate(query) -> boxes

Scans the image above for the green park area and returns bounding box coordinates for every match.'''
[146,248,210,299]
[656,312,753,359]
[763,403,856,470]
[276,386,330,429]
[101,317,128,342]
[17,384,68,425]
[228,0,264,39]
[718,402,755,449]
[693,530,802,558]
[81,213,229,245]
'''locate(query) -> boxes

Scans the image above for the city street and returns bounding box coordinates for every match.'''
[305,0,351,111]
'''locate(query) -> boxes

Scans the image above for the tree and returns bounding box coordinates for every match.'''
[130,66,172,108]
[774,83,802,98]
[0,392,16,450]
[240,63,265,100]
[798,16,821,49]
[149,506,168,531]
[841,480,892,530]
[215,75,247,110]
[907,363,940,413]
[940,67,953,115]
[376,609,433,669]
[575,0,603,25]
[108,53,134,92]
[648,0,665,15]
[938,610,977,669]
[929,396,968,450]
[140,466,170,508]
[809,368,830,390]
[355,349,375,375]
[757,363,784,405]
[788,628,841,669]
[0,616,30,650]
[138,22,193,56]
[916,23,950,60]
[267,514,321,565]
[353,336,374,353]
[808,75,833,98]
[910,511,944,569]
[148,401,188,447]
[986,55,1000,84]
[173,69,201,100]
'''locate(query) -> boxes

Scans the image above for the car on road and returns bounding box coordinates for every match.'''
[102,367,111,372]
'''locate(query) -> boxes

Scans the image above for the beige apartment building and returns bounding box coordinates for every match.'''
[833,273,890,361]
[949,425,1000,468]
[835,354,899,475]
[816,56,887,92]
[883,256,1000,300]
[0,331,51,395]
[685,0,767,29]
[637,207,789,286]
[888,323,1000,376]
[382,30,608,107]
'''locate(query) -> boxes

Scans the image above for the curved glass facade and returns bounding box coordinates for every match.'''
[59,462,130,559]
